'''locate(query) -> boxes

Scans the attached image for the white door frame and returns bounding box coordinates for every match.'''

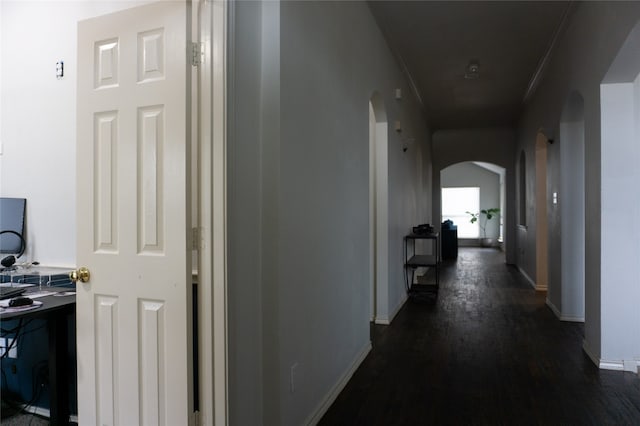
[369,93,389,324]
[535,131,548,291]
[196,0,228,424]
[369,102,377,322]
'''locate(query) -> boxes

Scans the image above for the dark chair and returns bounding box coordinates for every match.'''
[441,220,458,259]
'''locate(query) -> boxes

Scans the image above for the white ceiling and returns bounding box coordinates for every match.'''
[368,1,572,130]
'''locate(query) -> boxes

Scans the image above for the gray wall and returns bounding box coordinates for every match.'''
[441,162,501,240]
[227,1,268,424]
[228,1,432,424]
[515,1,640,366]
[227,4,640,422]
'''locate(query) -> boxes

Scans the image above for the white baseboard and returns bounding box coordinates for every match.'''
[374,292,408,325]
[305,341,372,425]
[582,339,602,367]
[582,340,639,372]
[623,359,640,373]
[599,360,625,371]
[546,299,584,322]
[596,359,639,372]
[21,404,50,418]
[517,266,536,288]
[546,298,561,319]
[16,404,78,423]
[517,266,547,291]
[598,359,639,372]
[560,314,584,323]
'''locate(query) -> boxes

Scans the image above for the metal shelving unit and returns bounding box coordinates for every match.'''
[404,232,439,294]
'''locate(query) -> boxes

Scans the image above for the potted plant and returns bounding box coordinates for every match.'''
[466,208,500,247]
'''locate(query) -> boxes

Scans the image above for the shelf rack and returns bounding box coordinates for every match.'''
[404,232,439,294]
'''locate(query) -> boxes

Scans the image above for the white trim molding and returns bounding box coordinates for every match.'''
[546,299,584,322]
[546,298,562,319]
[304,342,372,425]
[375,292,408,325]
[518,265,547,291]
[535,283,548,291]
[518,266,536,289]
[583,340,640,372]
[197,0,229,424]
[5,405,79,424]
[559,314,584,323]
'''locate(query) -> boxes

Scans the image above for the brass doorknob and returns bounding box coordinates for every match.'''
[70,267,91,283]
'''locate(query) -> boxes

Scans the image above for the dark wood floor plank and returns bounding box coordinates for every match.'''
[320,248,640,425]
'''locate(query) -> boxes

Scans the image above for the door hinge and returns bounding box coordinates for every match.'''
[193,410,201,425]
[191,42,203,67]
[191,227,200,251]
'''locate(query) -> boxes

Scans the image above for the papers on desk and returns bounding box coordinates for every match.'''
[0,299,43,314]
[52,291,76,297]
[0,283,35,288]
[22,290,57,299]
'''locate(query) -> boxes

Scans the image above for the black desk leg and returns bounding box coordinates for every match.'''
[48,313,70,425]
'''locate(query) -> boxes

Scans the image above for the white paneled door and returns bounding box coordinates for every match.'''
[76,2,192,425]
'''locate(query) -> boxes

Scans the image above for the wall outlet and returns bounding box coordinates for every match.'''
[0,337,18,358]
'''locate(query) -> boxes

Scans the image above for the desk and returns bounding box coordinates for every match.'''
[1,288,75,425]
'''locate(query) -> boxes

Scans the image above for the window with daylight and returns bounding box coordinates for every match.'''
[442,187,480,238]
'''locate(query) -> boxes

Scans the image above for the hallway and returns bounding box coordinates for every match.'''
[320,248,640,425]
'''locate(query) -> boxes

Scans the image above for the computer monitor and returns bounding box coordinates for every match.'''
[0,197,26,254]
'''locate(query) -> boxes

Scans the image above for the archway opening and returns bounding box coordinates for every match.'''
[518,151,527,227]
[440,161,505,254]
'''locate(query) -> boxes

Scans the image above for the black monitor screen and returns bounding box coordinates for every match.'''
[0,197,26,254]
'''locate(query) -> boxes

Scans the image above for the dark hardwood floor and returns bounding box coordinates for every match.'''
[320,248,640,425]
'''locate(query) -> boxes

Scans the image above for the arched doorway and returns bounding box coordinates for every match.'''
[369,93,388,323]
[440,161,505,251]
